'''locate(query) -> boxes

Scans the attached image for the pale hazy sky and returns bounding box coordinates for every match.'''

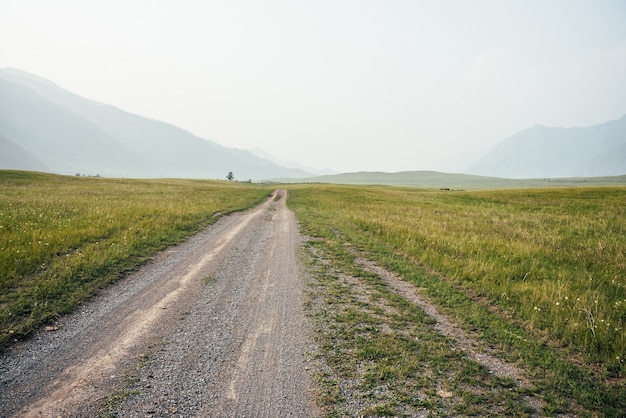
[2,0,626,173]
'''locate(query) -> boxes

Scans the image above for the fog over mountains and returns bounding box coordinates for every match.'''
[1,68,624,181]
[0,68,311,180]
[467,115,626,179]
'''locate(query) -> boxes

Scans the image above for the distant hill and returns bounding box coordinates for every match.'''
[467,116,626,179]
[0,68,312,180]
[286,170,626,190]
[249,148,337,176]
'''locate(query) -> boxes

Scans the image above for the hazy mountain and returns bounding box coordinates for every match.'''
[0,132,47,171]
[467,116,626,179]
[249,148,336,176]
[0,68,313,180]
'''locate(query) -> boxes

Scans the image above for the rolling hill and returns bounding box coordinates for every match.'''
[466,116,626,179]
[286,170,626,190]
[0,68,311,180]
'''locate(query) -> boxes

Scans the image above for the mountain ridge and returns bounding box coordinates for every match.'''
[466,115,626,179]
[0,68,312,180]
[3,68,623,181]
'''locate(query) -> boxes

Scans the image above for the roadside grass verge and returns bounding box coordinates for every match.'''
[303,239,541,417]
[0,170,271,350]
[289,184,626,416]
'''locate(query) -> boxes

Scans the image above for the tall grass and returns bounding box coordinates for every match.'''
[287,184,626,414]
[0,171,271,349]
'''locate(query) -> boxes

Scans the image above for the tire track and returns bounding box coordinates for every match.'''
[353,256,548,412]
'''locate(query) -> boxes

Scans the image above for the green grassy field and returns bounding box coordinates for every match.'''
[283,170,626,190]
[3,170,625,415]
[0,170,271,349]
[287,184,626,416]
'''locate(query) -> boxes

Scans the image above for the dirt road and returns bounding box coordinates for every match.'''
[0,190,319,417]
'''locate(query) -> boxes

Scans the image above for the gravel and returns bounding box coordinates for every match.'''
[0,190,319,417]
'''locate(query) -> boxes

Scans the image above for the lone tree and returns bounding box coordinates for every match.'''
[226,171,235,181]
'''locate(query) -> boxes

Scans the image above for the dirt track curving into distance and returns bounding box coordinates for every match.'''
[0,190,320,417]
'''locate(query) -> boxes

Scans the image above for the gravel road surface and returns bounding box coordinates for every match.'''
[0,190,319,417]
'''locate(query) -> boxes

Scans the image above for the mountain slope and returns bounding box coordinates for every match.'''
[250,148,337,176]
[0,132,47,171]
[467,116,626,178]
[0,77,147,176]
[0,68,311,180]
